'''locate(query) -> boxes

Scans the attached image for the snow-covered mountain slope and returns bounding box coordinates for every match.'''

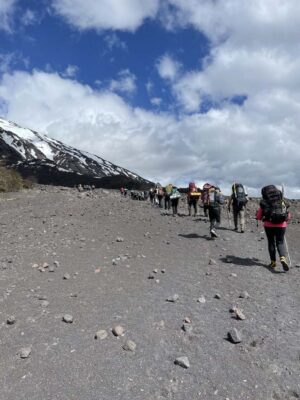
[0,118,152,188]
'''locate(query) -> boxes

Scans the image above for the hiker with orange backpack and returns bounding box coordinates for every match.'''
[256,185,291,271]
[187,182,201,217]
[228,183,248,232]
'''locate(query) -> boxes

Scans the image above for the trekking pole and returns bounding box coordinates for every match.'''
[284,236,292,267]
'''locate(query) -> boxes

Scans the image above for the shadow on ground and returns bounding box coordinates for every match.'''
[220,255,286,274]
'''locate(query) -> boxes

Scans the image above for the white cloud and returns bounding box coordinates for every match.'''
[160,0,300,111]
[62,65,79,78]
[156,54,181,81]
[150,97,162,106]
[0,0,17,32]
[52,0,160,32]
[109,69,137,94]
[103,33,127,51]
[21,9,38,26]
[0,69,300,198]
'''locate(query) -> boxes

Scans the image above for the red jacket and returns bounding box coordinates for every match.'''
[256,207,291,228]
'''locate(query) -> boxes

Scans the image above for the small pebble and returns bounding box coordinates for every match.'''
[174,356,190,369]
[228,328,242,344]
[166,294,179,303]
[62,314,73,323]
[63,274,71,280]
[122,340,136,352]
[197,295,206,303]
[7,316,16,325]
[112,325,125,337]
[95,330,108,340]
[19,347,31,359]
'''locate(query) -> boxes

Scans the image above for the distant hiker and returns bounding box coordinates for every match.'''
[187,182,201,217]
[228,183,248,232]
[207,186,224,238]
[149,188,155,204]
[170,187,181,215]
[157,186,164,208]
[164,184,173,210]
[77,184,84,192]
[120,187,125,196]
[201,183,212,217]
[256,185,291,271]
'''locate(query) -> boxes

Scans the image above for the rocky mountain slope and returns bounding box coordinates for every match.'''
[0,118,152,189]
[0,187,299,400]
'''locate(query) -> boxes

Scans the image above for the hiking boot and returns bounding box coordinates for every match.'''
[268,260,276,269]
[233,227,238,231]
[241,230,245,233]
[280,256,289,272]
[210,229,218,238]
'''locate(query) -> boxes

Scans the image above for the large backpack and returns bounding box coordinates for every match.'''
[232,183,247,210]
[165,184,173,196]
[202,183,212,205]
[260,185,288,223]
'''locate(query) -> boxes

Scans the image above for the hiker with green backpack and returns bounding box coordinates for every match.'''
[164,184,173,210]
[207,186,224,238]
[256,185,291,271]
[228,183,248,233]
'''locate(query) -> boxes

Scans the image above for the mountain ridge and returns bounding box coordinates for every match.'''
[0,118,153,189]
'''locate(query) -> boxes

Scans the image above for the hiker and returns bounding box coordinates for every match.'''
[149,187,155,204]
[170,186,181,215]
[256,185,291,271]
[187,182,201,217]
[164,184,173,210]
[201,183,212,217]
[207,186,224,238]
[228,183,248,232]
[156,186,164,208]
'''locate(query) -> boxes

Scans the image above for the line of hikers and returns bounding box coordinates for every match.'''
[144,182,291,273]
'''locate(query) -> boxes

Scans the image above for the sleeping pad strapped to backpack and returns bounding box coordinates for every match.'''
[260,185,288,223]
[232,183,247,210]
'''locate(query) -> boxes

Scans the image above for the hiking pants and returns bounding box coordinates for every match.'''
[264,227,287,262]
[188,198,198,216]
[209,206,220,231]
[233,207,245,231]
[157,195,163,208]
[171,198,179,215]
[203,204,209,217]
[164,195,171,210]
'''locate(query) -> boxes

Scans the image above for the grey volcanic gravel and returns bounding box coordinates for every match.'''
[0,186,299,400]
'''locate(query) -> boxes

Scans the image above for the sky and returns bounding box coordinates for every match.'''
[0,0,299,197]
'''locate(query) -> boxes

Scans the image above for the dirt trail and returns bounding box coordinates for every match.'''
[0,188,299,400]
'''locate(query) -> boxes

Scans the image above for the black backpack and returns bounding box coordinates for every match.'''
[260,185,288,223]
[232,183,247,210]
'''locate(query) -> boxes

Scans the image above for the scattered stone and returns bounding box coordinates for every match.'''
[19,347,31,359]
[153,269,158,273]
[235,308,246,320]
[148,274,155,280]
[7,316,16,325]
[161,269,166,274]
[174,356,190,369]
[230,273,237,278]
[32,263,39,268]
[38,295,47,300]
[239,291,250,299]
[228,328,242,344]
[62,314,73,323]
[155,279,160,283]
[112,325,125,337]
[209,258,217,265]
[122,340,136,352]
[42,262,49,269]
[229,306,238,313]
[116,237,124,242]
[63,274,71,280]
[53,261,60,267]
[48,266,55,272]
[70,293,78,298]
[197,295,206,303]
[41,301,49,307]
[182,323,193,334]
[112,259,118,266]
[214,294,221,299]
[166,294,179,303]
[95,330,108,340]
[184,317,191,324]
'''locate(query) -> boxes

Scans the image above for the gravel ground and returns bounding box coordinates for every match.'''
[0,187,299,400]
